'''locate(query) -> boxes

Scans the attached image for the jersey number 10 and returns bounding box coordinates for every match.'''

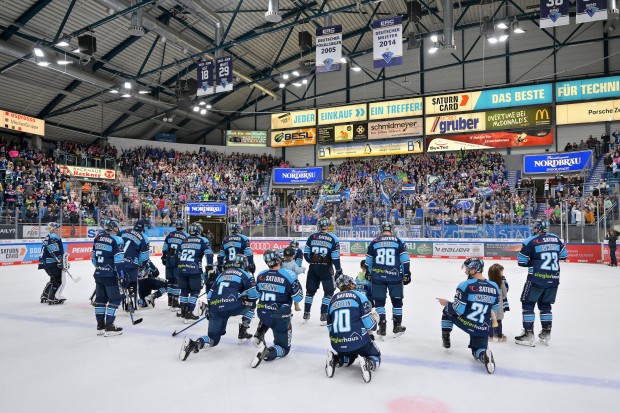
[332,309,351,333]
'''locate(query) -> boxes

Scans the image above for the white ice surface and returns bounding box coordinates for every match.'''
[1,257,619,413]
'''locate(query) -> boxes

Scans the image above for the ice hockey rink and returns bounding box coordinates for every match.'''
[1,256,618,413]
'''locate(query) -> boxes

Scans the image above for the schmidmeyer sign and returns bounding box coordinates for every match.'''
[273,168,323,185]
[187,202,227,216]
[523,150,593,174]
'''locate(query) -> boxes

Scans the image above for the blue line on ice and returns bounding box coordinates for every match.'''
[2,311,618,390]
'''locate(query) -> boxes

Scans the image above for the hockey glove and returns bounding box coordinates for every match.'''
[57,261,64,269]
[248,262,256,274]
[403,271,412,285]
[117,270,129,289]
[310,254,324,264]
[161,255,166,266]
[365,270,372,281]
[335,268,343,278]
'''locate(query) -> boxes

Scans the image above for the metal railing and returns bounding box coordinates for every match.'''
[55,152,116,170]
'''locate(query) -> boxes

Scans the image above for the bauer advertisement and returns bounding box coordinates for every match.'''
[426,129,554,152]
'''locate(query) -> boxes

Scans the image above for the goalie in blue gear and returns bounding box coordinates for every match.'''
[515,220,567,347]
[302,217,342,324]
[39,222,67,304]
[250,249,303,368]
[325,275,381,383]
[92,219,126,336]
[179,255,259,361]
[436,258,499,374]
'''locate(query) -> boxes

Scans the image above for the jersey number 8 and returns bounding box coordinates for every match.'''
[376,248,395,266]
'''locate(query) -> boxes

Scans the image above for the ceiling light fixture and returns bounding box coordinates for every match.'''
[198,101,206,106]
[206,104,212,109]
[124,81,132,89]
[57,59,72,65]
[34,48,44,57]
[193,106,200,112]
[109,89,119,94]
[496,21,509,29]
[498,30,509,42]
[138,90,149,94]
[121,92,131,98]
[279,83,285,88]
[72,48,81,53]
[302,78,308,84]
[340,56,347,63]
[429,42,440,53]
[200,109,207,115]
[282,73,289,80]
[292,82,302,87]
[511,18,525,34]
[37,61,50,67]
[351,66,362,72]
[56,38,70,47]
[292,70,300,77]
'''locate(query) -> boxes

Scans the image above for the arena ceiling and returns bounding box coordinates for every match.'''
[0,0,615,144]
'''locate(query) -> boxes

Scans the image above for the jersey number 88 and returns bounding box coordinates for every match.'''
[376,248,395,266]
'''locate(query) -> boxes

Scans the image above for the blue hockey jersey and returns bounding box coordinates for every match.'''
[365,235,410,283]
[92,232,125,278]
[518,233,567,287]
[38,233,64,270]
[444,278,500,337]
[256,267,303,318]
[208,267,259,313]
[162,230,188,267]
[119,228,149,268]
[178,235,213,275]
[303,232,342,271]
[218,234,254,267]
[327,289,377,353]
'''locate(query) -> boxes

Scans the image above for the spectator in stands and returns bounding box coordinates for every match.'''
[564,142,573,152]
[584,207,595,225]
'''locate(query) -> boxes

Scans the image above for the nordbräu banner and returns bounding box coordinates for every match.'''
[540,0,569,28]
[523,150,593,174]
[273,168,323,185]
[372,16,403,68]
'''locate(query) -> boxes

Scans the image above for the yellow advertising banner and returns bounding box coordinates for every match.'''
[556,99,620,125]
[59,165,116,180]
[368,98,423,120]
[2,109,45,136]
[318,104,367,125]
[270,128,317,147]
[271,109,316,130]
[318,137,423,159]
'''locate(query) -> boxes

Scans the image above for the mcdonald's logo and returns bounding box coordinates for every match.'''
[535,108,550,121]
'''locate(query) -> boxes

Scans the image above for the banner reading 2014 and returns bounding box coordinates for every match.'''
[316,25,342,73]
[540,0,569,28]
[372,16,402,68]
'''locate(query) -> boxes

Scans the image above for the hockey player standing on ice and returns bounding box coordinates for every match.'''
[162,219,188,309]
[288,240,304,267]
[436,258,499,374]
[325,275,381,383]
[303,217,342,324]
[218,223,255,274]
[177,223,213,324]
[365,221,410,337]
[179,255,260,361]
[251,249,303,368]
[39,222,68,305]
[119,220,150,309]
[92,219,126,336]
[515,220,567,346]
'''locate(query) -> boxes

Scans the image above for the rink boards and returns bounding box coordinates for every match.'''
[0,237,606,266]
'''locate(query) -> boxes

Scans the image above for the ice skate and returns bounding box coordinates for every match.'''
[377,320,387,340]
[179,337,200,361]
[48,298,66,305]
[250,341,269,368]
[97,321,105,336]
[184,312,199,324]
[515,330,536,347]
[302,312,310,324]
[538,328,551,346]
[104,323,123,337]
[393,321,406,338]
[482,349,495,374]
[252,322,266,347]
[325,350,338,378]
[442,331,451,350]
[238,323,252,343]
[320,313,327,326]
[359,357,372,383]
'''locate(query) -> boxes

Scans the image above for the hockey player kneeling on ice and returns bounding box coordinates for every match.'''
[119,220,150,311]
[436,258,499,374]
[137,260,167,308]
[177,223,213,324]
[179,255,259,361]
[39,222,67,305]
[250,249,303,368]
[92,219,126,336]
[325,275,381,384]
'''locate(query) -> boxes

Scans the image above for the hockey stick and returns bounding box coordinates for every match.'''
[121,285,143,325]
[172,315,206,337]
[53,253,82,282]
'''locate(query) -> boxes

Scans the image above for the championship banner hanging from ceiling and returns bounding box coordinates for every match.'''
[576,0,608,24]
[539,0,570,28]
[216,56,233,93]
[372,16,403,68]
[315,25,342,73]
[197,60,214,96]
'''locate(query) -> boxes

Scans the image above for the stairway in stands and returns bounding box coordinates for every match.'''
[507,170,521,193]
[582,154,606,197]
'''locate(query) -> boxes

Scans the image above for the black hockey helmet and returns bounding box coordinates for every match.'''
[283,247,296,258]
[462,257,484,274]
[317,217,330,231]
[134,220,147,232]
[229,223,241,234]
[532,220,549,234]
[230,255,248,271]
[189,223,203,236]
[336,274,355,290]
[360,259,368,269]
[289,240,299,249]
[174,219,185,231]
[381,220,393,233]
[103,218,120,232]
[264,248,282,268]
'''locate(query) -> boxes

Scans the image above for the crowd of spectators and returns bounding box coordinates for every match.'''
[117,146,282,226]
[0,136,115,225]
[51,140,117,169]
